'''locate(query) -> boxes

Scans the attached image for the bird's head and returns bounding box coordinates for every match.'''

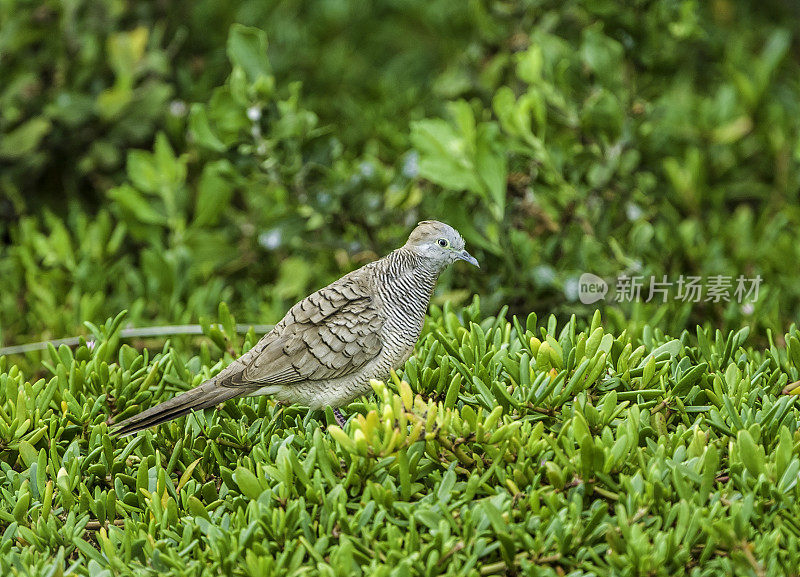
[404,220,479,270]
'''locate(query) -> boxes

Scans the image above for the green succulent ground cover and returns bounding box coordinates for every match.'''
[2,301,800,576]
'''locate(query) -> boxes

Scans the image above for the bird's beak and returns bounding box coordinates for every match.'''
[457,250,480,268]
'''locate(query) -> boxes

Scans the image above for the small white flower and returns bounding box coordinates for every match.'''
[247,105,262,122]
[258,229,282,250]
[359,162,375,178]
[169,100,187,117]
[533,265,556,286]
[564,276,580,302]
[402,152,419,178]
[317,192,331,206]
[626,202,643,221]
[86,340,96,351]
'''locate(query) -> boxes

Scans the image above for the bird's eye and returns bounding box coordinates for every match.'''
[437,238,449,248]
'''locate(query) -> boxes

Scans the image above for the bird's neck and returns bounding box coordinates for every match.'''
[390,247,441,283]
[380,248,441,313]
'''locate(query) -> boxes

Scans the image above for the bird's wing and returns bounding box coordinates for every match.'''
[236,274,384,385]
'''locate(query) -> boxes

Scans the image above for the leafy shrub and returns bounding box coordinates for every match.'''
[0,24,409,348]
[2,304,800,574]
[409,1,800,336]
[0,2,175,211]
[4,2,800,353]
[0,0,487,216]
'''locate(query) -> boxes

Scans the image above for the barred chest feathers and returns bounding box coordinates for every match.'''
[373,250,440,370]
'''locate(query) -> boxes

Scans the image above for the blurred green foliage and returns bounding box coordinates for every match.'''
[0,4,172,207]
[2,0,800,348]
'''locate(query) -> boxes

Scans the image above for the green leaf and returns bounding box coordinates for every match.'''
[127,151,160,194]
[482,499,506,535]
[74,537,107,565]
[0,117,51,159]
[12,491,30,523]
[650,339,682,359]
[227,24,271,82]
[97,84,133,120]
[410,119,479,192]
[447,100,476,150]
[327,426,355,457]
[18,440,38,468]
[194,162,234,227]
[580,25,623,85]
[153,132,186,190]
[737,430,765,477]
[475,123,507,219]
[233,466,263,500]
[107,27,148,78]
[108,184,167,225]
[178,458,202,493]
[437,467,456,505]
[778,459,800,493]
[776,427,792,479]
[188,104,227,152]
[673,363,708,396]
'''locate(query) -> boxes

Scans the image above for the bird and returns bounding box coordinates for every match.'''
[112,220,479,436]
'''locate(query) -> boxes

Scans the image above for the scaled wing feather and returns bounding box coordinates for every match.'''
[239,277,384,385]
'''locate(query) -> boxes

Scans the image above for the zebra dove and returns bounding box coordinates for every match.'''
[113,220,479,435]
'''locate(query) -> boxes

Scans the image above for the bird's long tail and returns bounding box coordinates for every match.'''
[112,381,241,437]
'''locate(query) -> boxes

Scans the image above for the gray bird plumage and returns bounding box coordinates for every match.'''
[112,220,478,436]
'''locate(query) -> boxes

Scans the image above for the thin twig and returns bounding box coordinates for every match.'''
[0,324,274,355]
[85,519,126,531]
[783,380,800,395]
